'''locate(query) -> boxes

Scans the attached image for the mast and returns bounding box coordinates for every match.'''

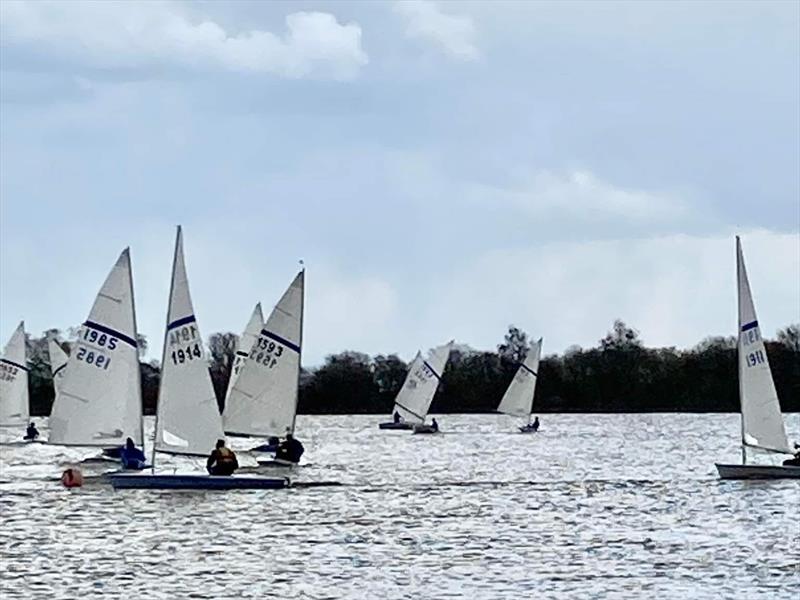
[152,226,181,469]
[291,263,305,435]
[736,236,746,466]
[127,247,145,452]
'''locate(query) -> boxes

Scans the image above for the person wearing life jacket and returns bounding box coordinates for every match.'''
[532,416,540,432]
[120,437,147,470]
[206,439,239,476]
[24,422,40,441]
[431,418,439,432]
[393,411,401,424]
[275,433,304,464]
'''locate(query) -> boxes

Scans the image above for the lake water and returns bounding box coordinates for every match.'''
[1,413,798,599]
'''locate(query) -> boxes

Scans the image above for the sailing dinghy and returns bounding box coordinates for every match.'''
[48,250,144,453]
[715,237,799,479]
[222,271,305,466]
[379,342,452,434]
[0,321,29,428]
[497,338,543,433]
[109,227,287,490]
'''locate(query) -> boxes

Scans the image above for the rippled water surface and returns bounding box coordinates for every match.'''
[1,413,798,599]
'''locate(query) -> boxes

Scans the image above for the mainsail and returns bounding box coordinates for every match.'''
[0,322,29,426]
[392,342,453,424]
[223,302,264,408]
[154,226,224,456]
[736,236,792,455]
[49,250,143,446]
[497,338,543,419]
[223,271,304,438]
[48,336,69,394]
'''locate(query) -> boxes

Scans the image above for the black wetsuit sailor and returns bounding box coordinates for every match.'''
[24,422,39,441]
[275,433,304,463]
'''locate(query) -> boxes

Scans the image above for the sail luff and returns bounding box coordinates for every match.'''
[291,268,305,434]
[735,236,792,457]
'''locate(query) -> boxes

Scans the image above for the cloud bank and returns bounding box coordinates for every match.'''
[0,1,368,79]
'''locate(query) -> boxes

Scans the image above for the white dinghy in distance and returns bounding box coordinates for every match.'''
[48,336,69,395]
[715,237,799,480]
[223,271,304,444]
[110,227,287,490]
[48,250,144,449]
[497,338,543,433]
[380,342,452,434]
[0,322,29,427]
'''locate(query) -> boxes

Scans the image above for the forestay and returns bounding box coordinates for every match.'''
[392,342,453,424]
[736,237,792,455]
[155,227,224,456]
[49,250,143,446]
[497,338,543,419]
[0,322,29,426]
[223,302,263,408]
[48,337,69,394]
[223,272,304,438]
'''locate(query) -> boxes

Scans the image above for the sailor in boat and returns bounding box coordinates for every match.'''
[120,437,147,470]
[431,418,439,432]
[783,445,800,467]
[275,433,304,464]
[393,411,401,424]
[206,439,239,476]
[532,416,540,432]
[23,422,40,441]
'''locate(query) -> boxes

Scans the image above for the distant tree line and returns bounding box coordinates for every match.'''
[23,321,800,416]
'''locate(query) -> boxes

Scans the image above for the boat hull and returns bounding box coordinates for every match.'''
[378,422,414,430]
[716,463,800,480]
[108,473,289,490]
[518,426,539,434]
[412,424,440,434]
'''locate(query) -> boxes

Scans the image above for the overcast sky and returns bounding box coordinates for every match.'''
[1,0,798,365]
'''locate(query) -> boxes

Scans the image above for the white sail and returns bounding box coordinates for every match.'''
[223,302,264,408]
[155,227,224,456]
[0,321,29,426]
[49,250,143,446]
[497,338,543,419]
[48,336,69,394]
[392,342,453,424]
[223,272,304,437]
[736,237,792,455]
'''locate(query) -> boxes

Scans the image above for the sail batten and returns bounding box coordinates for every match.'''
[48,250,143,446]
[223,272,304,438]
[497,338,543,419]
[0,322,29,426]
[392,342,453,424]
[736,237,792,456]
[154,227,224,457]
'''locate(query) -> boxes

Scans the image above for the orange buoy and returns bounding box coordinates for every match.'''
[61,467,84,488]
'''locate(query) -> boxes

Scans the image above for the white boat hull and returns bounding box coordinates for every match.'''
[716,463,800,479]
